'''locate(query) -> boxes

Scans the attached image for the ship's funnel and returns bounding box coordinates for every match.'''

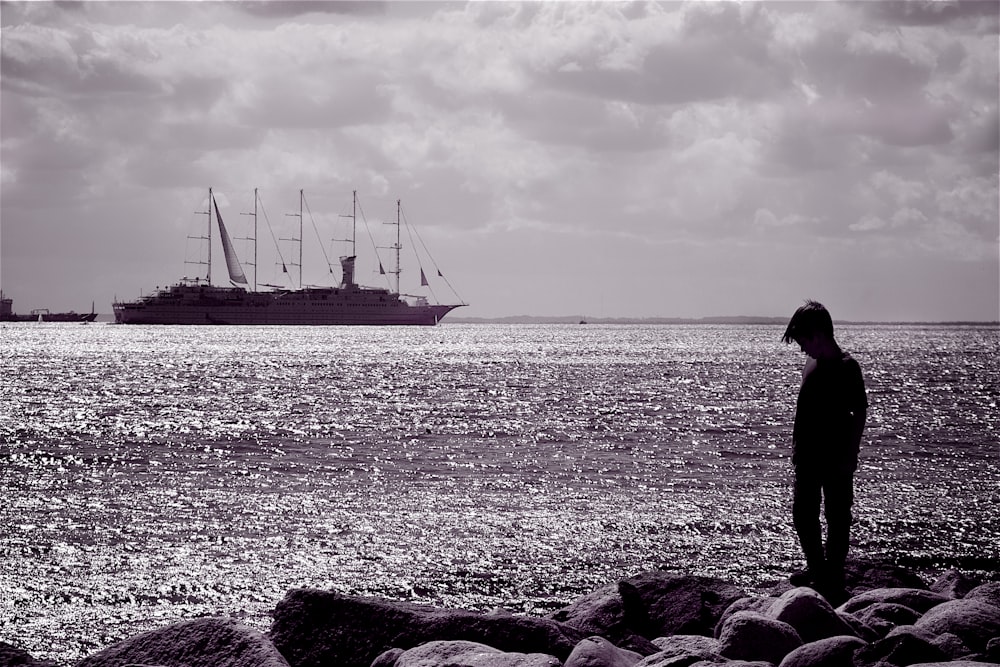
[340,256,356,287]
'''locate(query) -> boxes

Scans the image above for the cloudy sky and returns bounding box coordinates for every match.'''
[2,1,998,321]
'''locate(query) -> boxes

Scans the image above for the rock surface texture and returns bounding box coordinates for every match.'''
[5,563,998,667]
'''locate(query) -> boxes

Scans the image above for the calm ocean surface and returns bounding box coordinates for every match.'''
[1,322,997,662]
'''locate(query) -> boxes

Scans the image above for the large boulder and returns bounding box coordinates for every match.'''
[768,587,856,643]
[930,570,983,599]
[387,640,560,667]
[914,599,1000,652]
[547,583,659,654]
[642,635,724,667]
[269,589,587,667]
[838,588,950,616]
[714,597,775,638]
[964,582,1000,609]
[563,636,644,667]
[777,636,865,667]
[843,561,928,592]
[885,625,972,661]
[853,632,949,667]
[617,572,746,638]
[852,602,922,637]
[75,617,289,667]
[717,611,802,665]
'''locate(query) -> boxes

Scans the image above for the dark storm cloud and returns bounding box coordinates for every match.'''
[234,1,387,19]
[862,0,1000,28]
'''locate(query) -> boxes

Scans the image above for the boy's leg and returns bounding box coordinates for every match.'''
[822,471,855,587]
[792,467,825,580]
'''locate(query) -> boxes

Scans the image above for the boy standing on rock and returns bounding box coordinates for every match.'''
[782,300,868,600]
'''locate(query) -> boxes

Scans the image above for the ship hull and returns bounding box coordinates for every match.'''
[113,284,460,326]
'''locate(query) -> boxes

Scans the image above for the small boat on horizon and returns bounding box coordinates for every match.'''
[113,188,466,326]
[0,292,98,323]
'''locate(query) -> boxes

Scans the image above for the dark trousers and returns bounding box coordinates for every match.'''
[793,465,854,582]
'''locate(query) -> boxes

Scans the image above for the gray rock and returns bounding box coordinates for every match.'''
[838,588,950,616]
[269,589,587,667]
[642,635,724,667]
[618,572,746,638]
[371,648,405,667]
[564,636,644,667]
[914,599,1000,652]
[885,625,972,660]
[547,583,659,655]
[714,597,774,639]
[964,581,1000,609]
[853,632,949,667]
[717,611,802,665]
[777,636,865,667]
[843,560,929,593]
[768,587,856,643]
[852,602,922,637]
[75,617,289,667]
[650,636,721,655]
[930,570,982,599]
[390,640,560,667]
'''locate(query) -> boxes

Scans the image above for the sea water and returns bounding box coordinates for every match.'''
[1,322,997,662]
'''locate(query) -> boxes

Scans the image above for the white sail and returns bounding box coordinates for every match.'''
[213,196,248,285]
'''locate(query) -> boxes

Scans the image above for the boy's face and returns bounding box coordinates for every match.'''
[795,333,821,358]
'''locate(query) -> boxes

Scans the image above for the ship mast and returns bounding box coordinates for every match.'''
[187,187,213,283]
[379,198,403,294]
[283,189,304,289]
[239,188,259,291]
[394,199,402,294]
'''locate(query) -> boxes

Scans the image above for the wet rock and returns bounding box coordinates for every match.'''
[964,581,1000,609]
[768,587,857,643]
[269,589,587,667]
[547,583,659,655]
[838,588,950,616]
[899,663,997,667]
[563,636,644,667]
[914,599,1000,652]
[930,570,982,599]
[387,640,560,667]
[853,632,948,667]
[717,611,801,664]
[0,642,58,667]
[777,636,865,667]
[75,617,289,667]
[852,602,922,637]
[843,560,928,593]
[618,571,746,638]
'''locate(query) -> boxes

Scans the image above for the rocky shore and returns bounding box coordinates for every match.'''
[3,560,998,667]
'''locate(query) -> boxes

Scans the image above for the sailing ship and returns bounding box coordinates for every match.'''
[113,188,465,325]
[1,292,98,322]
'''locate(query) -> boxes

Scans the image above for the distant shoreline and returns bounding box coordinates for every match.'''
[448,315,1000,326]
[31,314,1000,326]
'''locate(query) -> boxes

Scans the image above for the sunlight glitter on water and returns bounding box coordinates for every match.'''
[1,322,997,663]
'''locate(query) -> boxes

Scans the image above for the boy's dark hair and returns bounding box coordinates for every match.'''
[782,300,834,344]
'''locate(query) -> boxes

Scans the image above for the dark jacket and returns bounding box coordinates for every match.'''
[792,353,868,472]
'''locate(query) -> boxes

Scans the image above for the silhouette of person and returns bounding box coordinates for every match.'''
[782,300,867,599]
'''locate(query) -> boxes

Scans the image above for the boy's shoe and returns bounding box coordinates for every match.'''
[789,569,819,586]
